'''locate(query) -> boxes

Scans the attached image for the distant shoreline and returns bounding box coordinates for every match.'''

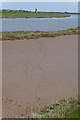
[1,16,71,18]
[1,9,80,18]
[1,10,71,18]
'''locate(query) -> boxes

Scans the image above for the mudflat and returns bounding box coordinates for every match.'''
[2,35,78,118]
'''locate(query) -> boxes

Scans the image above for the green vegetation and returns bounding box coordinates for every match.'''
[1,10,71,18]
[66,12,80,15]
[2,27,80,41]
[20,96,80,119]
[37,96,80,118]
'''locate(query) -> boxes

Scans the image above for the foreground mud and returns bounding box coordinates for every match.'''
[2,35,78,118]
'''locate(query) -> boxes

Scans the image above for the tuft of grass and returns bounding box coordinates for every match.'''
[38,96,80,118]
[1,27,80,41]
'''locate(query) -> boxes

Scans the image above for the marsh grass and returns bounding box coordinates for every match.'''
[2,27,80,41]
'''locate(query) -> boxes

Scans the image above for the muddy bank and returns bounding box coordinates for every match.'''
[2,35,78,118]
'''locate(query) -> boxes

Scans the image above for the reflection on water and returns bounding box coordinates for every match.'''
[2,15,78,31]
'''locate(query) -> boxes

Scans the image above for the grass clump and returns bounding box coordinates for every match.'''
[38,96,80,118]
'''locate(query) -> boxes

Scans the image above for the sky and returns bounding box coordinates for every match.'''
[2,2,78,12]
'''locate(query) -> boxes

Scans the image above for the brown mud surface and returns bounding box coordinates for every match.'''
[2,35,78,118]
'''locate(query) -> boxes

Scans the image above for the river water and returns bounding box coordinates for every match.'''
[2,15,78,31]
